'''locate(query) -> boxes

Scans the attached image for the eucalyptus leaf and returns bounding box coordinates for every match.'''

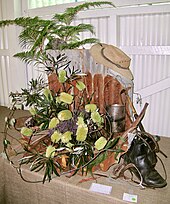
[87,151,108,172]
[105,137,120,149]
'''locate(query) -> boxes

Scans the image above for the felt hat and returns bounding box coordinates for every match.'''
[89,43,134,80]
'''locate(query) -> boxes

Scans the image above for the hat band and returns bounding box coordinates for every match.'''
[101,47,128,70]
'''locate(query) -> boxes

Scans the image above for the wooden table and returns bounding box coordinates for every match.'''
[0,136,169,204]
[0,106,169,204]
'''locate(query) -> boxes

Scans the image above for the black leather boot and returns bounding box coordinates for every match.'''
[123,133,167,188]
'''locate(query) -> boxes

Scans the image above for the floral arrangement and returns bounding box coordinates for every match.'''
[3,52,124,183]
[1,1,128,184]
[2,1,167,189]
[0,1,127,183]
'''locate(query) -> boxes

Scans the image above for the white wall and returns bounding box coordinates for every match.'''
[0,0,27,106]
[0,0,170,136]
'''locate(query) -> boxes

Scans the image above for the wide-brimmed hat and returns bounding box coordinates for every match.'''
[89,43,134,80]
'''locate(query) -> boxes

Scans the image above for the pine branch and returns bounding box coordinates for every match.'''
[30,22,53,52]
[53,1,115,25]
[0,17,38,27]
[13,51,37,64]
[56,23,95,39]
[0,1,114,62]
[58,38,99,50]
[19,28,39,49]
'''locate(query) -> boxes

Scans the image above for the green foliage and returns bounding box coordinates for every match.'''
[3,51,124,183]
[53,1,115,25]
[58,38,99,50]
[0,1,114,66]
[2,2,126,184]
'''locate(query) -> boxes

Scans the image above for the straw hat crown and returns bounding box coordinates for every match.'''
[89,43,134,80]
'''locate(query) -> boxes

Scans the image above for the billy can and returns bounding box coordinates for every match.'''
[107,104,125,133]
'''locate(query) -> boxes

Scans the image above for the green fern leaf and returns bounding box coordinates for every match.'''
[59,38,99,50]
[53,1,115,25]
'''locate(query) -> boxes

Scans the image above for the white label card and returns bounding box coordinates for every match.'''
[123,193,138,203]
[89,183,112,195]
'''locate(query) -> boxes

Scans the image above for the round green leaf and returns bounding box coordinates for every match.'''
[21,127,33,137]
[45,145,56,158]
[51,130,61,143]
[43,88,53,101]
[76,81,86,91]
[49,117,59,129]
[58,70,67,83]
[61,131,72,143]
[76,125,88,141]
[91,111,102,123]
[60,92,73,104]
[85,104,97,112]
[58,110,72,121]
[95,137,107,150]
[29,107,37,115]
[76,116,85,126]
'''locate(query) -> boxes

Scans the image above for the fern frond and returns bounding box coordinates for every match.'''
[30,23,52,52]
[0,20,15,27]
[53,1,115,25]
[56,23,95,39]
[0,16,51,28]
[0,17,38,28]
[13,16,41,27]
[1,1,111,60]
[59,38,99,50]
[19,28,39,49]
[13,51,36,64]
[66,1,115,14]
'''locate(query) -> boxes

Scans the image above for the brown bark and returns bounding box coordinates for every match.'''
[84,71,93,101]
[48,72,61,94]
[93,74,104,113]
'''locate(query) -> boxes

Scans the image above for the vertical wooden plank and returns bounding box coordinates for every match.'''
[98,17,108,43]
[1,56,9,105]
[81,18,92,49]
[108,14,118,45]
[0,56,5,105]
[90,18,99,40]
